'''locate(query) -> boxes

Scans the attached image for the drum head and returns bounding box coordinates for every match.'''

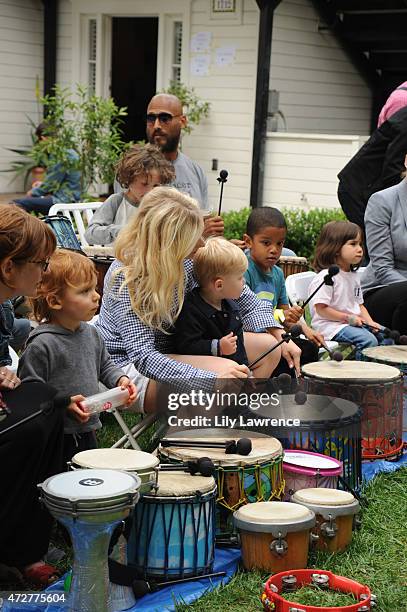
[166,428,269,439]
[293,487,354,506]
[302,360,401,381]
[160,436,282,466]
[148,472,216,497]
[363,345,407,366]
[72,449,158,471]
[234,501,315,534]
[42,468,140,501]
[283,450,342,475]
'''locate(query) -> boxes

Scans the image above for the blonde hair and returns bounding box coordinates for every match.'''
[115,186,203,331]
[194,237,248,287]
[31,249,97,322]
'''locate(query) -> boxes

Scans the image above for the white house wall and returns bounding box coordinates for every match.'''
[0,0,43,193]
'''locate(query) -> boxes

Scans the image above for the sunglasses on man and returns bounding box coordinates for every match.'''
[146,112,182,125]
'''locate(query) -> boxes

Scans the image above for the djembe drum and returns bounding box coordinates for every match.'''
[159,430,284,541]
[277,256,308,278]
[249,393,362,493]
[128,471,216,580]
[362,345,407,435]
[39,469,141,612]
[302,360,403,460]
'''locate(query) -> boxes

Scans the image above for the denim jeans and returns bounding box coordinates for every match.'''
[333,325,378,360]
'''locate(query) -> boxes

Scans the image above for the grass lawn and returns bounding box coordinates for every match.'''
[92,413,407,612]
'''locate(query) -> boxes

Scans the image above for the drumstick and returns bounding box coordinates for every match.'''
[360,322,402,344]
[320,342,344,362]
[160,437,252,456]
[216,169,228,216]
[248,324,302,369]
[300,265,340,309]
[159,457,215,477]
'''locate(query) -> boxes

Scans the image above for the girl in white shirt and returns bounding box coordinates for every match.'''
[309,221,383,359]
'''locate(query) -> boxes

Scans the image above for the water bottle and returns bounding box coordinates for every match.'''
[79,387,130,414]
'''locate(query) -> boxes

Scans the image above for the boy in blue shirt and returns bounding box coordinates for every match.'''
[244,207,323,373]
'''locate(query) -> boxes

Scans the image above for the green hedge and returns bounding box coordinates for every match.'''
[223,207,346,261]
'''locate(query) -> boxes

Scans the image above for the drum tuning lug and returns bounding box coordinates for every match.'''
[311,573,329,587]
[354,515,362,530]
[270,535,288,556]
[282,574,297,591]
[310,532,319,545]
[321,516,338,538]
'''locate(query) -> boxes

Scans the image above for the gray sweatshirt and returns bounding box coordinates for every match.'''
[84,192,139,246]
[18,323,125,434]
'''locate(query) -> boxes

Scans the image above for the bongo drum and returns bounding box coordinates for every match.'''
[277,256,308,278]
[363,345,407,434]
[44,215,82,251]
[302,360,403,460]
[71,448,158,493]
[250,393,362,493]
[128,471,216,580]
[39,468,140,612]
[83,245,115,304]
[283,450,343,500]
[159,431,284,541]
[233,501,315,573]
[292,488,359,552]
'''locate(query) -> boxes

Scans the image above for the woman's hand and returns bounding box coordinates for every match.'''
[117,376,138,405]
[302,325,325,347]
[281,340,301,375]
[67,394,90,424]
[0,367,21,390]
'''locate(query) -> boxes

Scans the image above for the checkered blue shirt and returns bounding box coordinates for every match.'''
[96,259,282,392]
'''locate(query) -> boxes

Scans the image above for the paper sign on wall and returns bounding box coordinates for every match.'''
[215,45,236,67]
[190,55,211,76]
[191,32,212,53]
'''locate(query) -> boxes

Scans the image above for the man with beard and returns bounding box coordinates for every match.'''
[145,93,224,238]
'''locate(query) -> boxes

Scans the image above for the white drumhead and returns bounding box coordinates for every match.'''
[235,501,312,524]
[43,469,140,500]
[293,488,355,506]
[72,449,158,471]
[160,436,282,466]
[283,451,340,471]
[363,345,407,366]
[149,472,216,497]
[302,360,400,381]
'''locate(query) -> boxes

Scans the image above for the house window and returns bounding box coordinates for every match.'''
[88,19,97,94]
[172,21,182,83]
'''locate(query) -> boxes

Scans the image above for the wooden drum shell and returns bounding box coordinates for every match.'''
[239,528,310,573]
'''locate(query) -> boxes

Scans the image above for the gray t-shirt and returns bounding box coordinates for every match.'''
[84,192,138,246]
[18,322,124,434]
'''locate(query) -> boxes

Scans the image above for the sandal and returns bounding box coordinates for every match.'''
[23,562,61,588]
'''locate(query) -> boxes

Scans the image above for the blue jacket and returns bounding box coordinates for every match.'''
[31,149,81,203]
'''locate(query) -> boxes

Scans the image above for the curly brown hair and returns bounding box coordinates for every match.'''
[313,220,363,272]
[115,144,175,188]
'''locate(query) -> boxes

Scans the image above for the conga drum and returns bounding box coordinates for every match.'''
[291,488,359,552]
[278,256,308,278]
[248,393,362,493]
[71,448,159,493]
[302,360,403,460]
[233,501,315,573]
[283,450,343,500]
[128,471,216,580]
[159,430,284,541]
[363,345,407,435]
[39,469,140,612]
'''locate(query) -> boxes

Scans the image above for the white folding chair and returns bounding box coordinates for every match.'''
[285,271,339,357]
[48,202,104,246]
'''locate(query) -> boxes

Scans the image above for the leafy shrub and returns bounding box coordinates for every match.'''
[223,207,346,260]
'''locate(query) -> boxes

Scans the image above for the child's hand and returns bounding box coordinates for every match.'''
[347,315,364,326]
[364,320,382,332]
[117,376,138,405]
[67,394,90,423]
[284,305,303,326]
[228,238,246,250]
[219,332,237,356]
[303,325,325,347]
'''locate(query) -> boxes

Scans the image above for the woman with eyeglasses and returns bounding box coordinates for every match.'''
[0,204,65,588]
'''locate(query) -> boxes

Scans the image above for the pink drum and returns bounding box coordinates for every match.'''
[283,450,343,500]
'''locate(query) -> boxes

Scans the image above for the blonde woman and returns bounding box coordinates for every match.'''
[96,187,301,413]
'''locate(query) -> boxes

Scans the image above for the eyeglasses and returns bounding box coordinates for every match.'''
[28,259,50,272]
[146,112,182,125]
